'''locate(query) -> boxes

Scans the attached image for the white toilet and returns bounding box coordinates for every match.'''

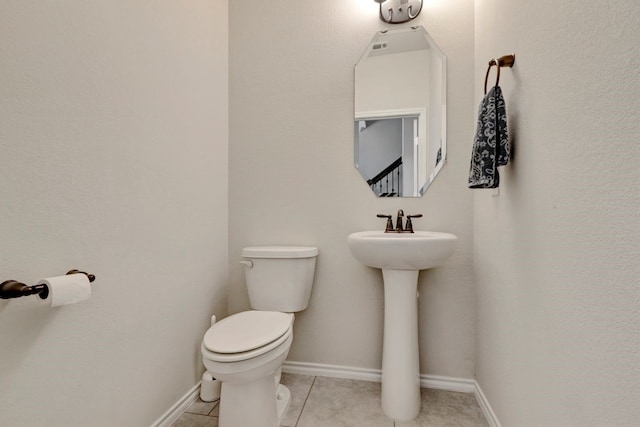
[201,245,318,427]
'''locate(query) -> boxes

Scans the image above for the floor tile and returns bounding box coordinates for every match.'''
[184,398,219,416]
[210,402,219,417]
[280,373,315,427]
[172,374,488,427]
[395,389,489,427]
[171,412,218,427]
[296,376,394,427]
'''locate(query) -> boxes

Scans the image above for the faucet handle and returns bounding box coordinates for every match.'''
[376,214,394,233]
[405,214,423,233]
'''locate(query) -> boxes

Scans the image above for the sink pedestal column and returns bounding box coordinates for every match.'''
[381,269,421,421]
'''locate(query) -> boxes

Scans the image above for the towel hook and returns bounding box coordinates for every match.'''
[484,54,516,94]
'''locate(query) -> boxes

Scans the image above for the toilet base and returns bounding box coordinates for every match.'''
[218,375,291,427]
[276,383,291,423]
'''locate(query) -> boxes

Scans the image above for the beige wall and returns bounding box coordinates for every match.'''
[229,0,476,378]
[474,0,640,425]
[0,2,228,425]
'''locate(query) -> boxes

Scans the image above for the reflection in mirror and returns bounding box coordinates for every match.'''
[355,26,446,197]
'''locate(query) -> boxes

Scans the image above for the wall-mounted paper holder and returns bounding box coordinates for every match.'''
[0,270,96,300]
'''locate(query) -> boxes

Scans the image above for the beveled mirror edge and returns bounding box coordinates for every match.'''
[421,47,447,195]
[418,25,447,196]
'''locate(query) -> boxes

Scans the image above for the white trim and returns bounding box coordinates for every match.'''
[283,361,382,383]
[355,108,427,121]
[150,381,201,427]
[473,380,502,427]
[282,361,475,393]
[422,374,475,393]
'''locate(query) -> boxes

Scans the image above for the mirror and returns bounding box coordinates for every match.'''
[354,26,446,197]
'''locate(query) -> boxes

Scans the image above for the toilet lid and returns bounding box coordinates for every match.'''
[203,311,294,354]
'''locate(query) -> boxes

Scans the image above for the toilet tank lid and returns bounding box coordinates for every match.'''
[242,246,319,258]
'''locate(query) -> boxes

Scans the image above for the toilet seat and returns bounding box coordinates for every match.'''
[203,311,294,363]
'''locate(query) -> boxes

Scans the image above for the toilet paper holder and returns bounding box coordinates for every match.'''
[0,270,96,300]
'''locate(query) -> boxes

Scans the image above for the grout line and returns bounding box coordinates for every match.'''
[207,400,219,416]
[294,376,317,427]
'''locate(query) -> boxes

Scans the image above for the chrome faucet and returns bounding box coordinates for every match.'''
[376,210,423,233]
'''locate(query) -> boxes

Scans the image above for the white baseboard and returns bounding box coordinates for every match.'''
[150,381,201,427]
[472,380,502,427]
[282,361,475,393]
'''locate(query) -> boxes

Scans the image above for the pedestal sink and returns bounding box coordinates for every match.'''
[347,230,457,421]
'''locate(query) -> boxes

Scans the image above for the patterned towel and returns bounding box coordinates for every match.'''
[468,86,510,188]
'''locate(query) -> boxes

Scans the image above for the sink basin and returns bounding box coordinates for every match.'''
[347,230,457,271]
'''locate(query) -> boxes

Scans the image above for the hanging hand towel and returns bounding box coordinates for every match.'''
[468,85,510,188]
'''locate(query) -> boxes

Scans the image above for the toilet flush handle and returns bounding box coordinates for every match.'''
[240,260,253,268]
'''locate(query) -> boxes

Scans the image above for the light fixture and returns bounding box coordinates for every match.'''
[374,0,423,24]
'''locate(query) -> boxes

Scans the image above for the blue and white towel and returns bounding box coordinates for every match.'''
[468,86,510,188]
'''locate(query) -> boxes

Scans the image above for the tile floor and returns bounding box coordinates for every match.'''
[171,373,489,427]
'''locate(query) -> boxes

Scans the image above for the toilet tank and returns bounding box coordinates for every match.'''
[241,246,318,312]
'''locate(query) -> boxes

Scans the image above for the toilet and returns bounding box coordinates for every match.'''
[201,245,318,427]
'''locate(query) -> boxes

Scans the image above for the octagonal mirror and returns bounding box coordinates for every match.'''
[354,26,446,197]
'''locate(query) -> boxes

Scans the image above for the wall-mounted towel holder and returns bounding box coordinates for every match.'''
[484,54,516,94]
[0,270,96,300]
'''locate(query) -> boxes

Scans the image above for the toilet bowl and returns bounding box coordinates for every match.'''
[200,246,318,427]
[202,311,295,427]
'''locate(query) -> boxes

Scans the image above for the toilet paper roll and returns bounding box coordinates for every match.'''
[37,273,91,307]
